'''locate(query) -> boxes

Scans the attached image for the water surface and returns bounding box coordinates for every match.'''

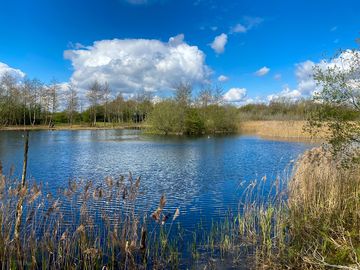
[0,129,312,229]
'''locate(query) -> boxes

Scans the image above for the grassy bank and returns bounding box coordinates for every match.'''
[2,121,323,141]
[0,123,147,131]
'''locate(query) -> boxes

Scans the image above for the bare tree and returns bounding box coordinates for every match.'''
[102,82,111,125]
[174,82,192,107]
[27,78,42,126]
[65,83,78,126]
[198,87,213,108]
[40,83,50,125]
[87,80,102,126]
[212,84,224,105]
[47,79,60,127]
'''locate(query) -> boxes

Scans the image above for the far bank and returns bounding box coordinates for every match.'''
[0,120,326,141]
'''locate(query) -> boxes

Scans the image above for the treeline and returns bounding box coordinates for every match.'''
[238,98,360,121]
[0,73,237,134]
[0,73,153,127]
[2,72,358,133]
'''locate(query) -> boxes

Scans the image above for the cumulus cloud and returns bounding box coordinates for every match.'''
[0,62,25,79]
[255,66,270,76]
[230,23,247,33]
[267,50,360,102]
[294,60,316,95]
[64,34,211,95]
[217,75,229,82]
[267,61,315,102]
[267,87,302,102]
[230,16,264,34]
[223,88,247,103]
[210,33,228,54]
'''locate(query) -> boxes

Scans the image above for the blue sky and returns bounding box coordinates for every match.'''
[0,0,359,103]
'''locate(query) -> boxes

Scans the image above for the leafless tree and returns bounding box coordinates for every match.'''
[65,83,78,126]
[102,82,111,125]
[47,79,60,127]
[87,80,102,126]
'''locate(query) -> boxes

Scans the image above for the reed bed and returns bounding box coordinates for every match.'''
[285,147,360,269]
[0,165,182,269]
[192,146,360,269]
[239,120,327,140]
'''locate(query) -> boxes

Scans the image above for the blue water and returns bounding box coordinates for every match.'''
[0,129,313,229]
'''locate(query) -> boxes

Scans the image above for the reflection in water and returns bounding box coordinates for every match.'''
[0,129,313,229]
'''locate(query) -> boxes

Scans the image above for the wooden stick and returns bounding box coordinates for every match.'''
[14,131,30,268]
[21,131,29,187]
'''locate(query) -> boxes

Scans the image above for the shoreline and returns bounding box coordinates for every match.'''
[0,124,147,131]
[0,120,325,141]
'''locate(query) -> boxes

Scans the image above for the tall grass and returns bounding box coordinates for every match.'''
[238,120,328,140]
[192,146,360,269]
[0,166,182,269]
[285,147,360,269]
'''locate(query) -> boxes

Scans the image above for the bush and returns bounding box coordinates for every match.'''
[185,108,204,135]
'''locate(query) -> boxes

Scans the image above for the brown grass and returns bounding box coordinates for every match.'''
[284,146,360,269]
[239,120,327,140]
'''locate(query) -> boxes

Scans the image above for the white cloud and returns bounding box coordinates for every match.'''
[267,60,315,102]
[274,73,282,80]
[223,87,247,103]
[294,50,360,97]
[210,26,218,31]
[0,62,25,79]
[230,17,263,35]
[210,33,228,54]
[330,26,338,32]
[294,60,316,95]
[64,34,211,95]
[217,75,229,82]
[267,50,360,102]
[230,23,247,33]
[267,87,302,102]
[255,66,270,76]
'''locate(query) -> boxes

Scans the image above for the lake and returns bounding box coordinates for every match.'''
[0,129,313,231]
